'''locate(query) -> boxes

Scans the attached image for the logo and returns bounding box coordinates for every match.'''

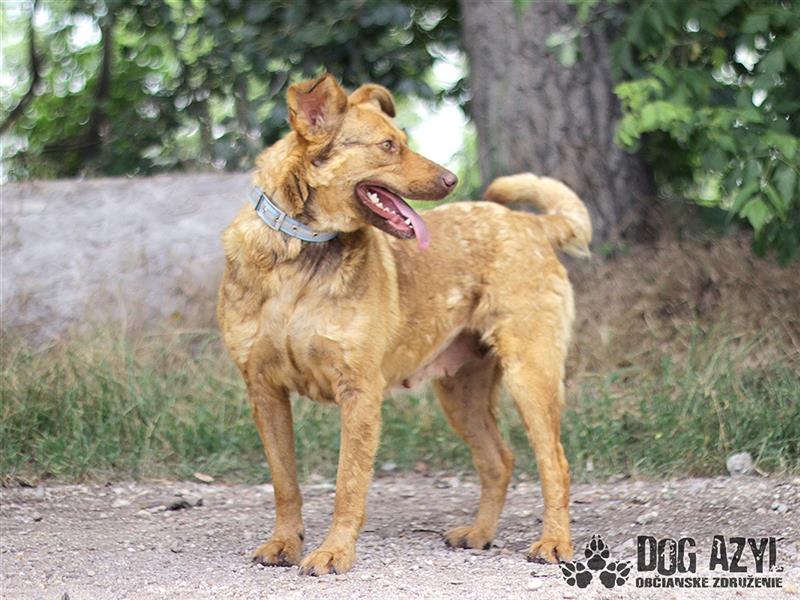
[561,534,785,590]
[560,535,631,589]
[636,535,784,589]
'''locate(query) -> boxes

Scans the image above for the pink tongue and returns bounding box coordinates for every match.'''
[394,200,430,250]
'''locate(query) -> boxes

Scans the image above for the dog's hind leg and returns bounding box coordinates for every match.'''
[493,316,573,564]
[249,381,305,567]
[434,355,514,551]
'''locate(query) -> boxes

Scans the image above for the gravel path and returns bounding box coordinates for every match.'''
[1,474,798,599]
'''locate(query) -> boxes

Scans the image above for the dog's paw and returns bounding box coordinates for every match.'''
[252,536,303,567]
[560,561,593,588]
[599,560,631,589]
[298,545,356,576]
[527,538,573,563]
[584,534,610,571]
[443,525,494,550]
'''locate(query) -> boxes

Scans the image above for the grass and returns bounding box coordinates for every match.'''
[1,329,798,483]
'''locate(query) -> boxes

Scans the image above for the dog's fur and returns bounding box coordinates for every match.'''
[217,74,591,575]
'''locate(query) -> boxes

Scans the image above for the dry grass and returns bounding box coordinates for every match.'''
[568,232,799,377]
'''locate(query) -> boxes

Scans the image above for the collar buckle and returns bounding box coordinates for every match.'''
[248,185,337,243]
[268,210,287,232]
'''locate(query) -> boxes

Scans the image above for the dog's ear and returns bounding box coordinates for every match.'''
[287,74,348,141]
[349,84,396,117]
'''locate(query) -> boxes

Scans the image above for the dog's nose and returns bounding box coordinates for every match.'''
[441,171,458,189]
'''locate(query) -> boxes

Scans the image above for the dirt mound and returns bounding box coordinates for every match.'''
[568,233,800,375]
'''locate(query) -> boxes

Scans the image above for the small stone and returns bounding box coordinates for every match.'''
[111,498,131,508]
[32,513,43,522]
[193,472,214,483]
[636,511,658,525]
[166,499,193,511]
[381,461,397,472]
[772,502,790,514]
[726,452,754,476]
[526,579,543,590]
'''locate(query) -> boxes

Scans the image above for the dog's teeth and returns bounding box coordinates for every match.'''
[404,218,412,226]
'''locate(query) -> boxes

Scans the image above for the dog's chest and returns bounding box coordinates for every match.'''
[254,282,351,403]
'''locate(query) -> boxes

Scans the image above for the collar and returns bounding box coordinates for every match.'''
[248,186,338,243]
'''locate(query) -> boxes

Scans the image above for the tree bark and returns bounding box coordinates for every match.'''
[458,0,653,241]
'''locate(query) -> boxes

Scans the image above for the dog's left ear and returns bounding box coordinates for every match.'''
[349,84,396,118]
[287,74,348,141]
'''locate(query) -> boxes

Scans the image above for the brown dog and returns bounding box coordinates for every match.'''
[217,74,591,575]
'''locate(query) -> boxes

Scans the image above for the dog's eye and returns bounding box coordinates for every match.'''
[380,140,396,152]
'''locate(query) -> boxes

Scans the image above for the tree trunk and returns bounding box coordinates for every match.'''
[458,0,653,241]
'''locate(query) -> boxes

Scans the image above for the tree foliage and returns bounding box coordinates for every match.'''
[1,0,459,178]
[554,0,800,262]
[3,0,799,260]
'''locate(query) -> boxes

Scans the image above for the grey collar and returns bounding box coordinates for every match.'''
[248,186,338,243]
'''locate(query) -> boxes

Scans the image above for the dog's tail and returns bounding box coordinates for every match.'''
[484,173,592,257]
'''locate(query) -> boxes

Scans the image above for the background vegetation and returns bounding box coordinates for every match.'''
[2,0,799,259]
[2,1,799,484]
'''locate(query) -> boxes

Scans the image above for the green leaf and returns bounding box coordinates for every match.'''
[558,42,578,67]
[785,31,800,70]
[513,0,534,18]
[742,13,769,34]
[774,165,797,204]
[759,49,786,75]
[764,183,788,219]
[740,197,773,233]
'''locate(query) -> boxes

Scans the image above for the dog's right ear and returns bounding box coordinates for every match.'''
[287,74,348,141]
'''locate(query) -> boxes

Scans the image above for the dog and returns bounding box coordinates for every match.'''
[217,73,591,576]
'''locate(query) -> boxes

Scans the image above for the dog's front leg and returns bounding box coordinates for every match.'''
[249,382,305,567]
[299,382,382,576]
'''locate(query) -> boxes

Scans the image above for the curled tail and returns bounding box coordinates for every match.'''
[484,173,592,257]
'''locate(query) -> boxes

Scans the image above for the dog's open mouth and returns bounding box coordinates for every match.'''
[356,183,430,250]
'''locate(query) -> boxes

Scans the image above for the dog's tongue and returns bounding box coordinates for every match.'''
[395,200,430,250]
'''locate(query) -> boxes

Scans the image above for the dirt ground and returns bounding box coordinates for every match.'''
[1,474,798,599]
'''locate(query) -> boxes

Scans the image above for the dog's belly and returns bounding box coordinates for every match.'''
[395,330,486,390]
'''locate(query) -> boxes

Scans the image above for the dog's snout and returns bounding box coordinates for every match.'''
[441,171,458,190]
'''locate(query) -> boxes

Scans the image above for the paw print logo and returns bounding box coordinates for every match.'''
[599,560,632,589]
[585,534,610,571]
[560,535,631,589]
[561,561,593,588]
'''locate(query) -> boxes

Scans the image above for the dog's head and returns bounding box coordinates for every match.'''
[279,73,457,250]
